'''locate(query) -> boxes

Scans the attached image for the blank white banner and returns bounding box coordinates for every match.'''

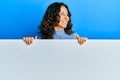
[0,39,120,80]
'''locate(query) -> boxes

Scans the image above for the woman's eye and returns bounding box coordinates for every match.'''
[60,13,68,16]
[60,13,64,15]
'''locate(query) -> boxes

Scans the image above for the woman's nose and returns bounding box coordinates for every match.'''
[64,15,69,20]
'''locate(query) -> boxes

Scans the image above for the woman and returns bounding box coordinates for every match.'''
[23,2,87,45]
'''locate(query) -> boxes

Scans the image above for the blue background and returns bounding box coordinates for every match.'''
[0,0,120,39]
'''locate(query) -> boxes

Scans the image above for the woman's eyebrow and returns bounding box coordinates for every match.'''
[60,11,68,14]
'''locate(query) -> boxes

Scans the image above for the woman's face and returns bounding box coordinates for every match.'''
[55,6,69,30]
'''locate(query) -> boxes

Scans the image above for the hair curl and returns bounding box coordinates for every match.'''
[38,2,74,39]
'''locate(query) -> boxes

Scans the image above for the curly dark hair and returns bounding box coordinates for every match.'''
[38,2,74,39]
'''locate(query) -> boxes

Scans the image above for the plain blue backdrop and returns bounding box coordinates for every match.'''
[0,0,120,39]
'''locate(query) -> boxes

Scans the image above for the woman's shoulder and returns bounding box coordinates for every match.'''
[72,31,78,35]
[69,31,79,39]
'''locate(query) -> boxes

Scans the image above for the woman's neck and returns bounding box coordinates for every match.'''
[54,26,64,31]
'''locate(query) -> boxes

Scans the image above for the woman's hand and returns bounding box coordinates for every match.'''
[23,36,37,45]
[76,36,87,45]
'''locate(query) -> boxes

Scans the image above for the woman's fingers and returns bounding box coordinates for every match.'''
[28,37,33,45]
[76,36,87,44]
[23,37,36,45]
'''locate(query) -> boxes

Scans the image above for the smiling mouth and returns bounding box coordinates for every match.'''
[63,21,68,24]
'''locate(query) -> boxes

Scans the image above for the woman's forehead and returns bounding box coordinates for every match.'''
[60,6,68,13]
